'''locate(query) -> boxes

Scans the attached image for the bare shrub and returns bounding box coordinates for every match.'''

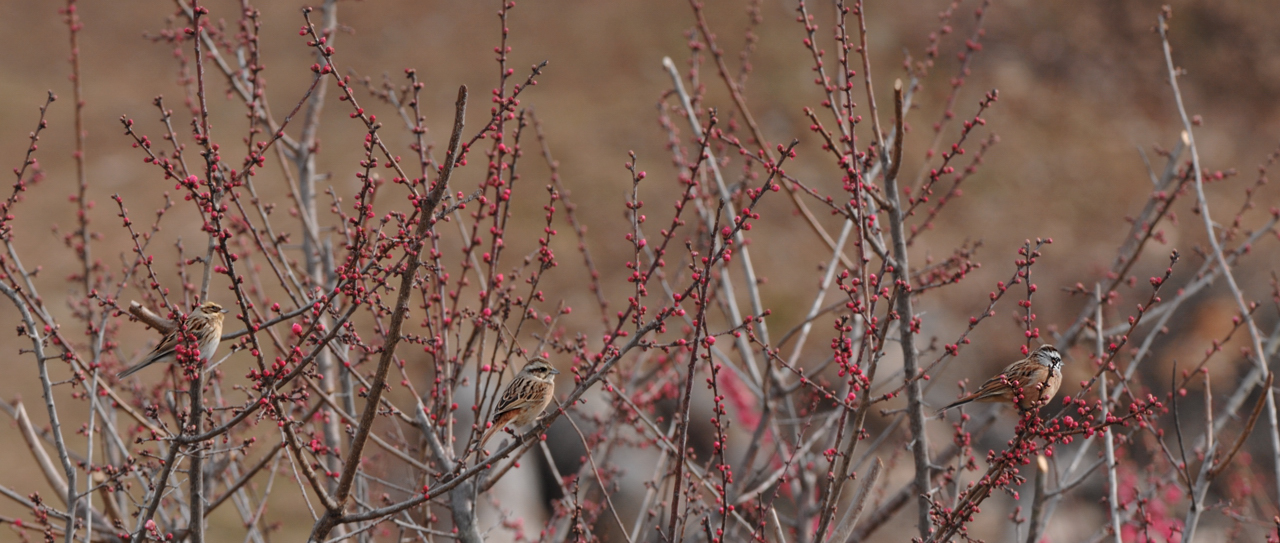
[1,1,1276,542]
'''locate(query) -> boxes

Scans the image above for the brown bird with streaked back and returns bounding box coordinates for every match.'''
[480,359,560,447]
[941,344,1064,412]
[117,301,227,379]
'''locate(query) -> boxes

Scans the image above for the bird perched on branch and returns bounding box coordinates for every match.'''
[940,344,1063,412]
[117,301,227,379]
[480,358,560,447]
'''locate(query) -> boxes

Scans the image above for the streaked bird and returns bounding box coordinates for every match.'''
[480,358,560,447]
[117,301,227,379]
[941,344,1063,412]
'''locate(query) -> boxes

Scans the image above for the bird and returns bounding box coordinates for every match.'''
[117,301,227,379]
[479,358,560,447]
[940,344,1063,412]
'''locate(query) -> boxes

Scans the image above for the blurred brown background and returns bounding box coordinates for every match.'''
[0,0,1277,540]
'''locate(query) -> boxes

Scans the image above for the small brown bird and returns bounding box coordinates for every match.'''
[117,301,227,379]
[941,344,1063,412]
[480,359,560,447]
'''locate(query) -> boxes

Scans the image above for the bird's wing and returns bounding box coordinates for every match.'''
[145,316,214,363]
[141,329,183,365]
[492,378,539,418]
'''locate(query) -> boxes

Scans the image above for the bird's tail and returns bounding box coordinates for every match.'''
[479,423,502,448]
[116,358,155,379]
[937,396,974,415]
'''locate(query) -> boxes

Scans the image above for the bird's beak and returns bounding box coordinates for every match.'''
[549,367,561,375]
[220,308,229,313]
